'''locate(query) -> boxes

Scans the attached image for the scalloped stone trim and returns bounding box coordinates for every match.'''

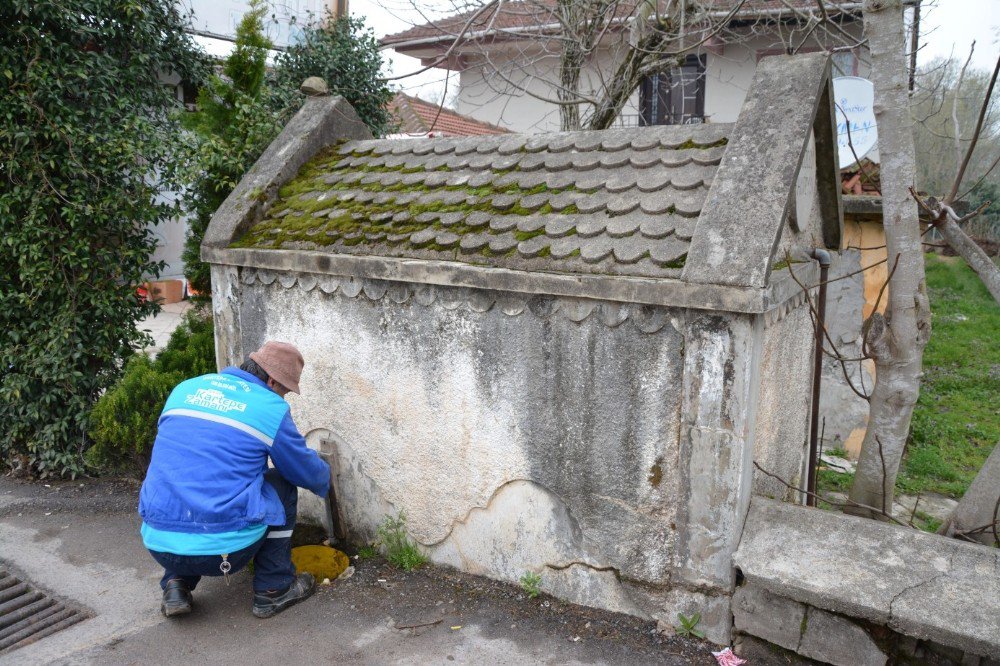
[240,268,678,334]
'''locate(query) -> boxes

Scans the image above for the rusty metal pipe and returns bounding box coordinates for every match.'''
[807,248,831,507]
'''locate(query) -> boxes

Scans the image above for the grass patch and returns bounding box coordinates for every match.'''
[376,512,428,571]
[817,254,997,509]
[519,571,542,599]
[817,469,854,494]
[900,254,999,498]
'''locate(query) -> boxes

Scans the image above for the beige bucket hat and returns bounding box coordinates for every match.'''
[250,341,305,394]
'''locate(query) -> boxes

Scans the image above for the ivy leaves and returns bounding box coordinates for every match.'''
[0,0,208,477]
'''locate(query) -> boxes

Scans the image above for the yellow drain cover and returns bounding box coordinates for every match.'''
[291,545,350,580]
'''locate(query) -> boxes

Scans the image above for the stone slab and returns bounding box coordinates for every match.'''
[732,584,806,651]
[799,607,886,666]
[734,498,1000,657]
[684,53,840,288]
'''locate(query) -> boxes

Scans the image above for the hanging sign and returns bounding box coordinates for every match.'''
[833,77,878,169]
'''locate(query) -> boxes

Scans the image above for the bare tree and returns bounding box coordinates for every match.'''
[381,0,871,132]
[913,53,1000,303]
[845,0,931,519]
[912,57,1000,198]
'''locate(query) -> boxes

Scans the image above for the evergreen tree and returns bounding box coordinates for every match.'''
[181,0,287,295]
[272,15,395,138]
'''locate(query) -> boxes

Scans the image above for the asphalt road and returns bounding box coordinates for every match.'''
[0,477,713,665]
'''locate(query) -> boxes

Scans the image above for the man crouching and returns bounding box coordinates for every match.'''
[138,341,330,619]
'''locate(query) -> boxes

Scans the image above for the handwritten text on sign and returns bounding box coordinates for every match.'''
[833,77,878,169]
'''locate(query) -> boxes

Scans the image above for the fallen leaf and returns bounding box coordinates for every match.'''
[450,626,462,630]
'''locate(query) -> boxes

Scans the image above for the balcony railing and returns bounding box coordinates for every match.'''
[611,114,711,128]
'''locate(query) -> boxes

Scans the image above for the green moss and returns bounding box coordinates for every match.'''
[661,253,687,269]
[770,258,807,271]
[676,137,729,150]
[513,228,544,242]
[234,143,633,254]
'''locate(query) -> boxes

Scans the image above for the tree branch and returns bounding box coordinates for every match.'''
[946,51,1000,203]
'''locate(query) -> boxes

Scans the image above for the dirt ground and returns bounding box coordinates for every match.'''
[0,476,718,665]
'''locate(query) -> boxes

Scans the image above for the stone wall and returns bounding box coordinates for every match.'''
[238,268,685,619]
[733,498,1000,665]
[753,294,814,500]
[215,266,817,643]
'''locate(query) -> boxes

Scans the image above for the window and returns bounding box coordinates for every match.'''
[832,51,859,77]
[640,54,707,126]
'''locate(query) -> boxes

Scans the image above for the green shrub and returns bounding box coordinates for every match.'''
[86,310,215,476]
[0,0,208,478]
[376,512,428,571]
[87,356,183,474]
[155,312,217,377]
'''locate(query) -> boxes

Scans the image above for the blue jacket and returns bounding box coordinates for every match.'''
[139,367,330,533]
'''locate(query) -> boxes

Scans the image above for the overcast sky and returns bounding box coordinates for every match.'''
[349,0,1000,103]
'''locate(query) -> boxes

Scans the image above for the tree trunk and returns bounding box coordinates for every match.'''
[938,442,1000,547]
[587,9,671,131]
[846,0,931,519]
[559,40,584,131]
[934,216,1000,303]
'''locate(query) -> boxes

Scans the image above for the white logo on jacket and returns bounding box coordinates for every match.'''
[184,388,248,413]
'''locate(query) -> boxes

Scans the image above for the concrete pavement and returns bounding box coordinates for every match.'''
[138,301,193,355]
[0,478,713,665]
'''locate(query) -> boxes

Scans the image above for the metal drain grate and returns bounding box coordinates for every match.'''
[0,568,89,654]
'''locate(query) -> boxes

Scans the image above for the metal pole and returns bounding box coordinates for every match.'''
[807,248,831,506]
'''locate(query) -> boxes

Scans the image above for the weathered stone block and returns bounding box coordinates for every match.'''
[798,608,886,666]
[736,498,1000,658]
[732,584,806,651]
[654,588,732,646]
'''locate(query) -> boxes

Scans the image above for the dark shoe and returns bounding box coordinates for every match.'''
[161,579,192,617]
[252,573,315,619]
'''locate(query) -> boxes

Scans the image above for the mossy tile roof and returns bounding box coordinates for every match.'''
[232,124,732,279]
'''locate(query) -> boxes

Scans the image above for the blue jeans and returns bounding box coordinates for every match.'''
[148,469,297,593]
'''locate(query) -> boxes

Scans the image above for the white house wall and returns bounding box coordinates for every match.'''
[451,22,865,133]
[457,43,642,133]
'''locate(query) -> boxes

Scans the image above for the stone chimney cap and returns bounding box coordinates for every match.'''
[300,77,329,96]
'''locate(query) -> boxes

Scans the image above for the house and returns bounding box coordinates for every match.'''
[382,0,869,133]
[388,92,509,137]
[201,52,844,643]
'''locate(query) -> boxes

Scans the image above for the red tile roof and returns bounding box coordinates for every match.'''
[389,93,510,136]
[382,0,860,48]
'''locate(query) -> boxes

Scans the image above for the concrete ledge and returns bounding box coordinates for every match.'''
[202,95,372,253]
[203,246,821,314]
[734,498,1000,657]
[684,53,839,288]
